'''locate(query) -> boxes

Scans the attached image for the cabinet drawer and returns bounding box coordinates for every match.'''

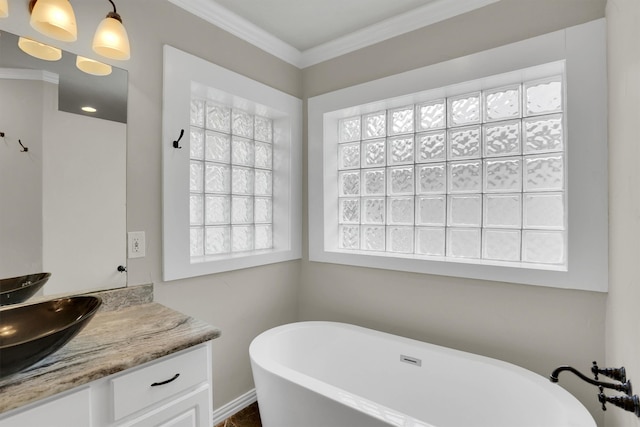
[111,345,209,421]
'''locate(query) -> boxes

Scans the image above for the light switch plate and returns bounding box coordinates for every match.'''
[128,231,146,259]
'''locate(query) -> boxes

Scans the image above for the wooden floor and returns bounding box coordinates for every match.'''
[214,402,262,427]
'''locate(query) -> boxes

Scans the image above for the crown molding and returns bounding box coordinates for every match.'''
[168,0,303,67]
[300,0,500,68]
[0,68,59,84]
[169,0,500,69]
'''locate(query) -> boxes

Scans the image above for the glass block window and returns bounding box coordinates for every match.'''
[337,75,566,265]
[189,99,273,259]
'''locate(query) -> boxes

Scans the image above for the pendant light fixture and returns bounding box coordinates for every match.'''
[29,0,77,42]
[18,36,62,61]
[0,0,8,18]
[76,55,112,76]
[92,0,130,61]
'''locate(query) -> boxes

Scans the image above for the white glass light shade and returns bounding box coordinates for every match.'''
[92,16,130,60]
[0,0,8,18]
[30,0,77,42]
[18,36,62,61]
[76,56,112,76]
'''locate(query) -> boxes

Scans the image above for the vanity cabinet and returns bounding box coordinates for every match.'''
[0,342,213,427]
[116,385,210,427]
[0,387,91,427]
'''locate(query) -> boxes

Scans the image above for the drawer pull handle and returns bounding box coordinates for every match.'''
[150,373,180,387]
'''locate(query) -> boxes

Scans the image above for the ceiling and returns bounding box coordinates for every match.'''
[169,0,500,68]
[211,0,438,52]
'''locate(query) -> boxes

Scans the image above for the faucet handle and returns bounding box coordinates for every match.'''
[593,361,627,383]
[598,386,607,411]
[597,385,640,417]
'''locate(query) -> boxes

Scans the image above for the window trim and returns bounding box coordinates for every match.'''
[308,19,608,292]
[162,45,302,281]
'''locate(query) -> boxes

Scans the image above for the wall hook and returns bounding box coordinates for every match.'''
[117,265,127,273]
[172,128,184,149]
[1,133,29,152]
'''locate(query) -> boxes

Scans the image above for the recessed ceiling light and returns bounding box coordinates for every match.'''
[82,106,97,113]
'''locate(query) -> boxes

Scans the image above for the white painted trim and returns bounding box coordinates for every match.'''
[162,45,302,281]
[299,0,500,68]
[167,0,302,67]
[211,388,257,426]
[0,68,58,84]
[168,0,500,69]
[308,19,608,292]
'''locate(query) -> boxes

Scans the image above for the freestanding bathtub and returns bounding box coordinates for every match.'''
[250,321,595,427]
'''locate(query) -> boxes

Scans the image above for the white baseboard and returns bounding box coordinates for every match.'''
[211,388,257,426]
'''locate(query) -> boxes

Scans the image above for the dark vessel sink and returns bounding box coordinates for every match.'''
[0,295,102,378]
[0,273,51,306]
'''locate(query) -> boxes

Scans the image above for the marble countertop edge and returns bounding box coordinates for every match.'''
[0,301,221,415]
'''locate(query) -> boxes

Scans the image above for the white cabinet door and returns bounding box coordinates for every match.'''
[0,387,91,427]
[116,384,210,427]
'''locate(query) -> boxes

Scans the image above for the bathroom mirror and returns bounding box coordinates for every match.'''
[0,29,128,296]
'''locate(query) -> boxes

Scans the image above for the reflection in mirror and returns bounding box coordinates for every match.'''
[0,29,127,296]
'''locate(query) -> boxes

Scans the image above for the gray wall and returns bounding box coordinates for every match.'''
[121,1,302,408]
[606,0,640,426]
[0,79,43,277]
[300,0,607,423]
[302,0,608,98]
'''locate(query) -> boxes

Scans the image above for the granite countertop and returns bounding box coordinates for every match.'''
[0,300,221,414]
